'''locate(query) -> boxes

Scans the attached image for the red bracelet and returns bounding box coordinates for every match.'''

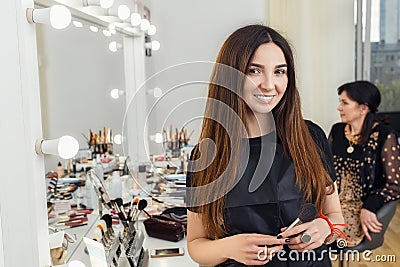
[318,209,349,244]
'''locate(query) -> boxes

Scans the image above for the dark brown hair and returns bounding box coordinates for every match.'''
[191,25,334,239]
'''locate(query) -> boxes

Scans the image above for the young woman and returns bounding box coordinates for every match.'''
[186,24,344,266]
[329,81,400,247]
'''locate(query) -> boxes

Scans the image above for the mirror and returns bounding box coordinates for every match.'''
[36,13,126,172]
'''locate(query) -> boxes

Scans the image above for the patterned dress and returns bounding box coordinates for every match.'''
[328,122,400,247]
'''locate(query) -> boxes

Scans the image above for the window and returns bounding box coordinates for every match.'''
[355,0,400,112]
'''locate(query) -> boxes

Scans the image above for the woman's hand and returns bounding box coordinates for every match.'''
[360,208,383,241]
[278,218,331,252]
[223,233,286,266]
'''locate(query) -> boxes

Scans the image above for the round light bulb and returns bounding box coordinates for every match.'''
[155,133,163,144]
[131,13,141,26]
[108,41,121,52]
[147,25,156,36]
[58,136,79,159]
[72,21,83,28]
[114,134,122,145]
[103,29,112,37]
[99,0,113,8]
[89,25,98,32]
[49,5,71,29]
[153,87,162,97]
[68,260,86,267]
[118,5,130,20]
[151,40,160,51]
[110,88,120,99]
[140,19,150,31]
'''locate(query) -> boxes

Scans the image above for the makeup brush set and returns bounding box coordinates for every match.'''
[86,169,148,267]
[85,197,148,267]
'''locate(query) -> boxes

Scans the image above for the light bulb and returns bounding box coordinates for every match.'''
[49,5,71,29]
[147,25,156,36]
[153,87,162,97]
[118,5,130,20]
[99,0,113,9]
[72,21,83,28]
[106,5,130,20]
[89,25,98,32]
[35,136,79,159]
[110,88,125,99]
[151,40,160,51]
[109,41,122,52]
[155,133,163,143]
[131,13,141,26]
[110,88,120,99]
[108,41,122,52]
[68,260,86,267]
[103,29,112,36]
[27,5,71,30]
[140,19,150,31]
[114,134,122,145]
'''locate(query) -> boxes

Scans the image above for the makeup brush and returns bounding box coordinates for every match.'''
[127,197,140,221]
[282,203,317,234]
[101,214,114,238]
[113,198,128,221]
[138,199,151,218]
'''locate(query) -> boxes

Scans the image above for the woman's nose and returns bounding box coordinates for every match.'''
[260,75,274,90]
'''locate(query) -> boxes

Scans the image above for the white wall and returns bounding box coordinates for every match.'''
[36,23,126,171]
[144,0,267,154]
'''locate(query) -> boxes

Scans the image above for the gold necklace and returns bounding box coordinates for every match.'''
[344,124,360,154]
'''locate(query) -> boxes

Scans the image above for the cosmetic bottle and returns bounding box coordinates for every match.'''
[56,162,64,178]
[85,179,99,210]
[109,171,122,199]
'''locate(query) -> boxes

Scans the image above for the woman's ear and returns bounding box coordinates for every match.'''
[360,103,370,115]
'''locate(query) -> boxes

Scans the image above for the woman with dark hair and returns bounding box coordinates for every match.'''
[328,80,400,247]
[186,24,344,266]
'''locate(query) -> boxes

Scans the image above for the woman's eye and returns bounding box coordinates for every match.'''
[275,69,286,75]
[248,68,261,74]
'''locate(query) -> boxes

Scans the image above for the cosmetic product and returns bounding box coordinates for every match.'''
[66,159,71,176]
[56,162,64,178]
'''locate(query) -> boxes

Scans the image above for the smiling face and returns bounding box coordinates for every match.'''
[242,43,288,118]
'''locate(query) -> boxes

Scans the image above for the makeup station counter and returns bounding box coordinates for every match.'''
[63,211,196,267]
[48,169,196,267]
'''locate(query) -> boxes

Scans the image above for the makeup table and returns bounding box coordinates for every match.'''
[64,214,197,267]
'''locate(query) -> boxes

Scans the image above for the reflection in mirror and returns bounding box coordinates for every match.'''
[36,17,126,172]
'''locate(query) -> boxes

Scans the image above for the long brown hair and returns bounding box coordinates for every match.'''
[190,25,334,239]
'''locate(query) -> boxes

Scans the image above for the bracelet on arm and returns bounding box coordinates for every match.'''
[318,209,349,244]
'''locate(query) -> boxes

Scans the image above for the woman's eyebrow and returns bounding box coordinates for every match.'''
[248,63,264,68]
[248,63,287,68]
[275,64,287,68]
